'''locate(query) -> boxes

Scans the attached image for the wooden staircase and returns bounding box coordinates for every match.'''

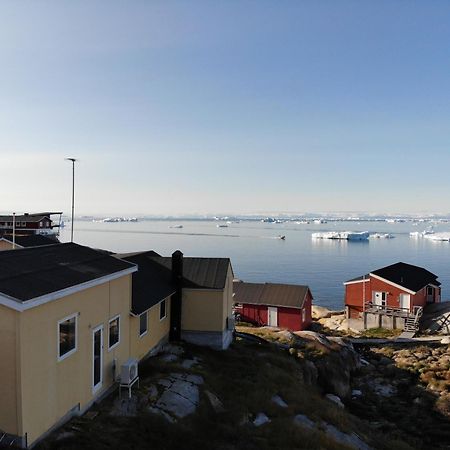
[402,306,423,336]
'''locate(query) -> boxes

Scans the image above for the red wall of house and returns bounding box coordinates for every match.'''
[239,291,313,331]
[345,277,441,318]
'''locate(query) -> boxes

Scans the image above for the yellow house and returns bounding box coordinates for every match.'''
[0,243,139,447]
[119,250,235,351]
[0,244,234,447]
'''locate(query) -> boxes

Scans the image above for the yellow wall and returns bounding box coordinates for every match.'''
[0,305,20,435]
[129,298,171,361]
[181,264,233,332]
[17,275,132,445]
[0,240,15,251]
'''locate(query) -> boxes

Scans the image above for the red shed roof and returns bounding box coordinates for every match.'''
[233,281,311,309]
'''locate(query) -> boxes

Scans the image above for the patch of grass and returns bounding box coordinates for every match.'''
[359,328,402,338]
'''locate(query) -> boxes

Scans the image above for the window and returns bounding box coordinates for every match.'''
[58,314,77,360]
[139,312,148,337]
[427,286,434,296]
[108,315,120,350]
[22,222,26,227]
[302,308,306,323]
[160,299,166,320]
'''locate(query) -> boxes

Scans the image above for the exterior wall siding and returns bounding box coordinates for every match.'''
[0,305,20,436]
[129,298,171,361]
[17,275,132,446]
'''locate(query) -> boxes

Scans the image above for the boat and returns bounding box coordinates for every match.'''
[278,235,286,240]
[217,224,228,228]
[169,225,183,229]
[312,231,369,241]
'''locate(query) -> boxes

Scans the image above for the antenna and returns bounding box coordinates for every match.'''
[65,158,78,242]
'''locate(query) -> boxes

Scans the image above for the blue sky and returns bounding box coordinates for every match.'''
[1,1,450,216]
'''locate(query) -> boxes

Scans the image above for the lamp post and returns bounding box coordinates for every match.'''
[65,158,77,242]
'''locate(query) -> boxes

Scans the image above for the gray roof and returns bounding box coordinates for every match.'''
[233,281,312,309]
[151,257,231,289]
[0,243,135,302]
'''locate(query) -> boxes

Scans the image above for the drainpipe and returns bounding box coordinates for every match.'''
[12,212,16,249]
[170,250,183,341]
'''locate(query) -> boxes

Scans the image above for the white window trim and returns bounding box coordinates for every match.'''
[139,311,148,338]
[57,313,78,362]
[108,314,121,351]
[159,299,167,321]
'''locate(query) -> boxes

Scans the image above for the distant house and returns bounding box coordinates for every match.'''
[0,234,59,251]
[344,262,441,330]
[233,281,313,331]
[0,212,62,236]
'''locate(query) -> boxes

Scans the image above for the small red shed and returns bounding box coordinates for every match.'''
[233,281,313,331]
[344,262,441,319]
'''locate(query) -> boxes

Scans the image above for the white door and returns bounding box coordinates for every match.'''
[399,293,410,310]
[92,325,103,393]
[373,292,386,306]
[268,307,278,327]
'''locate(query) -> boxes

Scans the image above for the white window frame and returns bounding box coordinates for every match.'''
[108,314,120,351]
[139,311,148,337]
[57,313,78,362]
[159,299,167,321]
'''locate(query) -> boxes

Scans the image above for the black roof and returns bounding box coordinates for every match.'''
[119,252,232,315]
[371,262,440,292]
[120,252,176,315]
[1,234,60,248]
[0,243,135,302]
[233,281,311,309]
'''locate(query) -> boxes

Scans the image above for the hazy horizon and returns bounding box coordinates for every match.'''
[1,2,450,216]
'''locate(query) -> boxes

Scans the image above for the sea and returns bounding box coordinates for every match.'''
[59,219,450,311]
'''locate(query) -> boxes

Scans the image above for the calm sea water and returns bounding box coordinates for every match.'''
[60,220,450,310]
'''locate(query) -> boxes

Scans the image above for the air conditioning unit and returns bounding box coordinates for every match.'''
[120,358,138,385]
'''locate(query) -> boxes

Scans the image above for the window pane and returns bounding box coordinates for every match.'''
[160,300,166,320]
[59,316,76,357]
[109,317,120,348]
[140,312,147,336]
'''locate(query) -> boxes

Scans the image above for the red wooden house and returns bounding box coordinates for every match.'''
[344,262,441,321]
[233,281,313,331]
[0,212,62,237]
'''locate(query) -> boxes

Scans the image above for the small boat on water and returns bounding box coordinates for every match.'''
[312,231,369,241]
[370,233,395,239]
[169,225,183,229]
[278,235,286,240]
[217,224,228,228]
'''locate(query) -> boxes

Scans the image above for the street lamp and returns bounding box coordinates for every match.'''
[65,158,77,242]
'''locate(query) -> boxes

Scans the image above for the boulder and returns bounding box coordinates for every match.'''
[271,394,288,408]
[205,390,225,413]
[312,305,333,319]
[253,413,271,427]
[293,414,315,429]
[326,393,345,408]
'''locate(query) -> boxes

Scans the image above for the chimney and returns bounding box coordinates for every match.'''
[170,250,183,341]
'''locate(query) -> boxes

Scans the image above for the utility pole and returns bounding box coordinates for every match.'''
[65,158,77,242]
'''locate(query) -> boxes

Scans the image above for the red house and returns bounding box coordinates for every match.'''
[344,262,441,327]
[0,212,62,237]
[233,281,313,331]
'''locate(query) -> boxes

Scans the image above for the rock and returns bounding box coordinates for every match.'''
[326,393,345,408]
[293,414,315,429]
[312,305,333,319]
[148,406,176,423]
[378,357,392,366]
[163,344,184,356]
[324,423,372,450]
[301,359,318,385]
[181,358,201,369]
[253,413,271,427]
[205,390,225,413]
[271,395,288,408]
[161,354,178,363]
[170,373,204,385]
[441,336,450,344]
[156,382,199,418]
[352,389,363,398]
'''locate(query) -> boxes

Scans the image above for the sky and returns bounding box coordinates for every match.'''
[1,1,450,216]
